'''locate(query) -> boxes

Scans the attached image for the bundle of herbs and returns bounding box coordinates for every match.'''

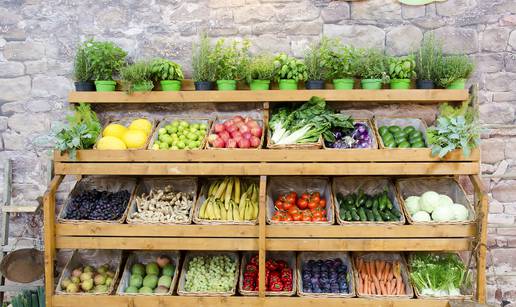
[269,96,354,145]
[52,103,101,159]
[409,252,472,297]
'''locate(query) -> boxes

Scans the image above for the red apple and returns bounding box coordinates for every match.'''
[214,124,225,133]
[239,124,250,134]
[218,131,230,142]
[242,132,252,140]
[238,138,251,148]
[232,115,244,123]
[250,126,262,138]
[213,138,225,148]
[207,134,219,145]
[226,139,238,148]
[250,136,261,148]
[223,120,234,128]
[233,135,243,143]
[230,131,242,139]
[226,124,238,133]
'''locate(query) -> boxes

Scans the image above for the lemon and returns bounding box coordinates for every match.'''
[102,123,128,139]
[129,119,152,136]
[122,130,148,149]
[97,136,127,150]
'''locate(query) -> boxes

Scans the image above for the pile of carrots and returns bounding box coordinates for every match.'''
[355,258,406,296]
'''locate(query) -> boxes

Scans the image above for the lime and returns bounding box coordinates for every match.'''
[192,123,200,130]
[170,145,179,150]
[177,141,186,149]
[159,142,169,150]
[158,128,167,135]
[171,120,179,127]
[199,123,208,130]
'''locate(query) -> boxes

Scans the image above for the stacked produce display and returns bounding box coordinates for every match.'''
[182,254,238,294]
[123,257,175,294]
[337,190,402,223]
[60,264,115,294]
[152,120,208,150]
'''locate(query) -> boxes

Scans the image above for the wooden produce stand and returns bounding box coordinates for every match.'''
[43,86,488,307]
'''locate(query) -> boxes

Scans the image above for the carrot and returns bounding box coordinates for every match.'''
[396,278,403,295]
[383,263,390,281]
[363,275,368,294]
[387,279,395,295]
[387,264,394,280]
[378,260,385,276]
[358,276,363,293]
[372,275,381,294]
[366,261,372,278]
[371,281,376,295]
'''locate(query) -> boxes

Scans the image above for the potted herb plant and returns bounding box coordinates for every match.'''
[273,53,307,90]
[246,54,276,90]
[85,40,127,92]
[388,55,416,89]
[210,38,250,91]
[120,61,154,94]
[357,49,389,90]
[192,34,216,91]
[304,39,330,90]
[435,55,474,89]
[149,58,184,91]
[415,35,442,89]
[73,42,95,91]
[323,39,358,90]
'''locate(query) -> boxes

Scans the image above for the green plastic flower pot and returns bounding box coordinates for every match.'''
[160,80,181,91]
[333,78,354,90]
[360,79,383,90]
[95,80,116,92]
[250,80,270,91]
[390,79,411,89]
[132,83,153,92]
[446,78,466,89]
[278,79,298,90]
[216,80,237,91]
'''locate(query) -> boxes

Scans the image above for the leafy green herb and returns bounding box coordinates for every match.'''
[73,42,92,82]
[84,39,127,81]
[321,39,359,79]
[409,252,471,297]
[273,53,308,82]
[435,55,474,88]
[388,55,416,80]
[52,103,101,160]
[356,49,389,82]
[415,34,443,81]
[304,38,331,81]
[149,58,184,82]
[120,60,154,93]
[210,38,250,81]
[246,54,276,83]
[192,33,216,82]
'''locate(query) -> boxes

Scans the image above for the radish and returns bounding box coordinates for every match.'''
[242,132,252,140]
[227,139,238,148]
[250,126,262,138]
[218,131,230,142]
[232,115,244,123]
[231,131,242,139]
[223,120,234,128]
[213,138,225,148]
[238,138,251,148]
[250,136,261,148]
[226,124,238,133]
[239,124,250,134]
[214,124,225,133]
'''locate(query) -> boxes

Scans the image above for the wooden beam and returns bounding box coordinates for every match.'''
[1,205,40,213]
[54,162,479,176]
[472,175,488,304]
[68,89,469,104]
[258,176,266,298]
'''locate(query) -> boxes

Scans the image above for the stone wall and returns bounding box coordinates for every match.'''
[0,0,515,303]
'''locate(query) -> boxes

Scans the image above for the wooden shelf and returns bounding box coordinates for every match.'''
[68,89,469,104]
[56,224,476,238]
[54,148,480,162]
[52,295,454,307]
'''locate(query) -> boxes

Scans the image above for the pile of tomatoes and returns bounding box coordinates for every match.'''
[271,191,328,222]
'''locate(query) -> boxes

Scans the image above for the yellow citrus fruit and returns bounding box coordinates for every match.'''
[97,136,127,150]
[122,130,147,149]
[102,123,128,139]
[128,118,152,136]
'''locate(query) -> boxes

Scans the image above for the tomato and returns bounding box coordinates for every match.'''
[292,214,302,221]
[297,199,308,209]
[284,215,293,221]
[283,202,293,211]
[301,193,309,200]
[312,216,322,222]
[288,207,299,216]
[289,191,297,200]
[311,195,321,203]
[274,200,284,210]
[302,215,312,222]
[272,215,281,221]
[285,194,296,204]
[320,217,327,221]
[321,209,326,216]
[312,192,320,197]
[312,211,322,218]
[319,199,326,208]
[307,201,318,210]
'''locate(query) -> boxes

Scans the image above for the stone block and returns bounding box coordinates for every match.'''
[472,53,504,73]
[3,41,45,61]
[276,3,320,22]
[8,113,50,134]
[489,200,505,214]
[0,8,21,25]
[321,1,350,23]
[0,76,31,102]
[2,131,25,151]
[479,103,515,125]
[485,72,516,92]
[0,62,24,77]
[351,0,402,20]
[436,0,477,17]
[505,53,516,72]
[323,24,385,50]
[32,76,72,99]
[489,213,515,225]
[284,22,323,36]
[498,228,516,236]
[506,139,516,160]
[0,26,27,41]
[401,4,425,19]
[249,35,290,54]
[481,28,510,52]
[481,138,506,164]
[386,25,422,56]
[492,180,516,203]
[509,30,516,50]
[493,92,516,102]
[428,27,479,54]
[500,15,516,26]
[208,0,245,8]
[233,5,273,23]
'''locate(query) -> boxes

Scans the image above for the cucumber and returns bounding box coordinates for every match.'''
[391,208,401,218]
[386,197,393,210]
[366,209,374,221]
[365,199,373,209]
[339,210,347,220]
[381,211,391,221]
[372,198,379,210]
[350,208,360,221]
[372,209,383,222]
[358,207,367,221]
[379,196,386,211]
[345,211,352,221]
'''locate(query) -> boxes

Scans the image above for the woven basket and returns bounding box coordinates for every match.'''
[94,117,156,150]
[55,249,122,295]
[205,117,265,150]
[333,176,405,225]
[238,251,297,296]
[126,177,197,225]
[58,176,137,224]
[147,117,211,150]
[373,117,428,149]
[407,252,474,300]
[352,252,414,299]
[192,177,259,225]
[266,176,335,225]
[267,129,323,149]
[296,252,355,298]
[322,119,378,150]
[177,251,239,297]
[116,251,180,296]
[395,176,475,225]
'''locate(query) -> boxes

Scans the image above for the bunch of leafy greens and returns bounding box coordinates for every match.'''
[192,33,216,82]
[435,55,474,88]
[322,39,359,80]
[210,38,250,81]
[426,102,480,158]
[415,34,443,81]
[304,38,331,81]
[52,103,101,160]
[409,252,471,297]
[269,96,354,145]
[246,54,276,83]
[120,60,154,93]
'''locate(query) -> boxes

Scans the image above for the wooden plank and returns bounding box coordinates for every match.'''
[54,148,480,162]
[68,89,469,104]
[55,224,475,238]
[53,295,453,307]
[43,175,64,307]
[258,176,266,298]
[472,175,488,304]
[266,238,472,251]
[1,205,40,213]
[54,162,480,176]
[55,237,259,250]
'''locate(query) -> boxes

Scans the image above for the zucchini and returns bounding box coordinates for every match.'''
[365,199,373,209]
[358,207,367,221]
[350,208,360,221]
